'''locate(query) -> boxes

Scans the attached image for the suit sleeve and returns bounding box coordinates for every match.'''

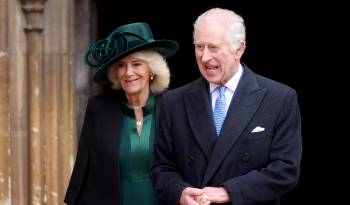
[64,99,92,205]
[151,95,192,205]
[223,89,302,205]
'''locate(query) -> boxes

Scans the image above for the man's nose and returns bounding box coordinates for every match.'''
[201,48,212,62]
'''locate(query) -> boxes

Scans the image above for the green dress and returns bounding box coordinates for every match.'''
[119,94,157,205]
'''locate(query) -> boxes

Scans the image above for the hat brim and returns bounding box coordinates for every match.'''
[92,40,179,84]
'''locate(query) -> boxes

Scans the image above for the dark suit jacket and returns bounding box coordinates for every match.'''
[151,65,302,205]
[64,91,161,205]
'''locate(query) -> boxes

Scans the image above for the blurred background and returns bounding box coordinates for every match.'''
[1,0,343,204]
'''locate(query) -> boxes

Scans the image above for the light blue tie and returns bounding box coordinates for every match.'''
[214,86,227,136]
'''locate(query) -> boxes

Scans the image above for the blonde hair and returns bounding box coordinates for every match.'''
[107,50,171,95]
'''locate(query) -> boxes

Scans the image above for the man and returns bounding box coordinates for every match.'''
[151,8,302,205]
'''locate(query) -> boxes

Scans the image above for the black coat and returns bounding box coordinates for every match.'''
[151,65,302,205]
[64,91,161,205]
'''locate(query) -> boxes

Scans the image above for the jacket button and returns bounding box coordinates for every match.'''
[187,155,194,164]
[241,152,250,162]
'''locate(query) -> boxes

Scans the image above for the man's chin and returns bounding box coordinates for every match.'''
[205,76,222,84]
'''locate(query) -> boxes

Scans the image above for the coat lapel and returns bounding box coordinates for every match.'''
[202,67,266,185]
[184,78,217,160]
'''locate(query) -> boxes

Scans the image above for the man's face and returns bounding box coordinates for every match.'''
[194,20,240,85]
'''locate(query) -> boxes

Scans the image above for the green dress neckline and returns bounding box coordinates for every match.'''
[119,94,157,205]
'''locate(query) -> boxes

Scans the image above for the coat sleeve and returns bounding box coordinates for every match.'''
[64,99,92,205]
[223,89,302,205]
[151,94,192,205]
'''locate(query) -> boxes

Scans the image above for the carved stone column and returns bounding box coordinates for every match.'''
[0,0,10,204]
[20,0,46,204]
[1,0,77,204]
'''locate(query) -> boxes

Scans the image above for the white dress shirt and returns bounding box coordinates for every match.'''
[210,64,243,116]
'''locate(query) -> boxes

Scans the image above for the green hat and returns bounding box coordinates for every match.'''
[84,22,179,83]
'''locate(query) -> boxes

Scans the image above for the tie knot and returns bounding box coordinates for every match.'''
[218,86,226,96]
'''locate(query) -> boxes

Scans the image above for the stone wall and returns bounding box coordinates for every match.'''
[0,0,94,204]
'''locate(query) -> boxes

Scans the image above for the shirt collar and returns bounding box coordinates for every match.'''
[209,64,243,93]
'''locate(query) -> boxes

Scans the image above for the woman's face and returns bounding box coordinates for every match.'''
[111,53,151,95]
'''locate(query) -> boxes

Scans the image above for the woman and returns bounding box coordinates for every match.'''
[64,22,178,205]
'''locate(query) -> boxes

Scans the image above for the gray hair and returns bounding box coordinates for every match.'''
[193,8,246,51]
[107,50,171,95]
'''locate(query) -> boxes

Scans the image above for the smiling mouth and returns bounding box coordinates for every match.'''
[205,65,219,73]
[205,64,218,70]
[124,78,139,83]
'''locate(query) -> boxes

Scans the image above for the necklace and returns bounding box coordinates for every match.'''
[136,120,143,126]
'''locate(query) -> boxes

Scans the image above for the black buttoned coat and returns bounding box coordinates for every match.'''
[151,65,302,205]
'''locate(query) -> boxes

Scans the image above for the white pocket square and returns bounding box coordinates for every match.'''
[251,126,265,133]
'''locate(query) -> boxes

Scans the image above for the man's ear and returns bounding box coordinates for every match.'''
[234,42,246,59]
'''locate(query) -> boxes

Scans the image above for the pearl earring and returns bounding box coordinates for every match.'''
[150,75,154,80]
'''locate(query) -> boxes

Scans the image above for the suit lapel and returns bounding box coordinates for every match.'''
[202,67,266,185]
[184,78,216,160]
